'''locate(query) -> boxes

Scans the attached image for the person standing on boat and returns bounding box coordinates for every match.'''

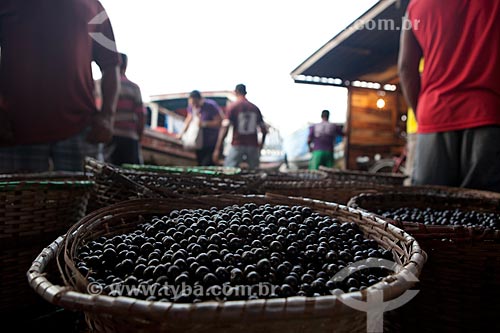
[307,110,344,170]
[99,53,146,166]
[213,84,267,170]
[178,90,223,166]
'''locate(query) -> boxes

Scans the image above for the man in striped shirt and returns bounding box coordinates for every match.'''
[104,53,146,165]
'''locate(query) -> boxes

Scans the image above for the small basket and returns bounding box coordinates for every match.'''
[319,167,407,186]
[347,188,500,332]
[264,179,395,205]
[86,158,265,211]
[29,195,425,333]
[0,174,93,313]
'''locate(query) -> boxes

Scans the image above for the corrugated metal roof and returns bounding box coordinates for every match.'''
[291,0,410,86]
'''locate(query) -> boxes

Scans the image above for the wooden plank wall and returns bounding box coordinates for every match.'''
[345,87,406,169]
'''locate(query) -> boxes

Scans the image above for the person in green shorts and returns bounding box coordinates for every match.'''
[307,110,344,170]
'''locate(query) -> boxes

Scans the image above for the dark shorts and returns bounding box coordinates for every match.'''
[413,126,500,192]
[107,136,142,166]
[0,127,97,173]
[196,146,216,166]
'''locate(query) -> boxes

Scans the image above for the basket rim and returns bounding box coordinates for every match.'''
[28,194,426,320]
[264,179,395,188]
[319,166,408,179]
[0,179,94,190]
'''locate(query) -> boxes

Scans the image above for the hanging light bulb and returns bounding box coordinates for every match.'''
[376,98,386,109]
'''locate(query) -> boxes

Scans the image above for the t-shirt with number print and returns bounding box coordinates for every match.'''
[227,98,264,147]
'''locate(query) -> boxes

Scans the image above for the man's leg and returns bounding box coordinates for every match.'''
[196,147,215,166]
[224,146,243,168]
[245,146,261,170]
[195,149,204,166]
[405,133,417,185]
[322,151,334,168]
[460,126,500,192]
[108,136,141,166]
[0,144,50,173]
[309,151,321,170]
[52,128,95,171]
[110,136,127,166]
[413,131,461,187]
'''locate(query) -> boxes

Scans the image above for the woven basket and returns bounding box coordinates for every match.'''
[85,158,162,211]
[264,179,395,205]
[85,158,265,211]
[29,195,425,333]
[347,188,500,332]
[319,167,407,186]
[0,174,93,313]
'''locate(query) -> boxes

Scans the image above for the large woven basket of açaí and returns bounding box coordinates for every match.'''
[0,172,93,313]
[348,187,500,332]
[28,195,425,333]
[319,167,407,186]
[85,158,265,211]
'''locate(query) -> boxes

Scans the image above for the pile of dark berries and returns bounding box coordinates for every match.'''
[128,173,255,195]
[76,203,393,303]
[376,207,499,229]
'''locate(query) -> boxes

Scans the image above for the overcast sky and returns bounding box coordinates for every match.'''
[97,0,378,134]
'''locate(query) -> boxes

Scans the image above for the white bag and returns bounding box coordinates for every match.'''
[182,113,203,150]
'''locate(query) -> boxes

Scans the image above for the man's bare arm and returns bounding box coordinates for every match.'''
[87,66,120,143]
[202,113,222,128]
[212,119,230,164]
[398,18,423,115]
[101,66,120,116]
[259,123,268,150]
[179,113,193,136]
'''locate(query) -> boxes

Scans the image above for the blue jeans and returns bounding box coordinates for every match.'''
[0,128,98,172]
[224,145,260,170]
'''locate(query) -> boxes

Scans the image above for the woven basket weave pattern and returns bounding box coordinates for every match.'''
[28,195,425,333]
[319,167,407,186]
[264,180,395,205]
[0,174,92,313]
[85,158,265,211]
[347,189,500,332]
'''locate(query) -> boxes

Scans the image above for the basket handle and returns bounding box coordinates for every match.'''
[27,236,134,313]
[27,237,78,309]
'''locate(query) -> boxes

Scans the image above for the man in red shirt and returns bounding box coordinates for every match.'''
[0,0,120,172]
[213,84,267,170]
[399,0,500,192]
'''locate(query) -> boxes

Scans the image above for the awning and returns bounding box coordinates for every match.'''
[291,0,410,87]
